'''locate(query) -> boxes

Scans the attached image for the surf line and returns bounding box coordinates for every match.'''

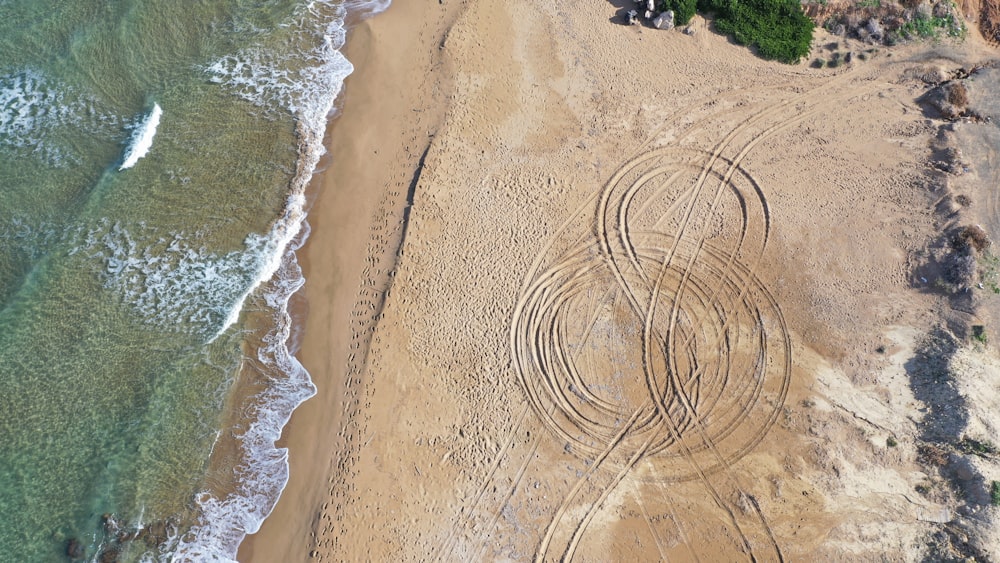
[119,103,162,171]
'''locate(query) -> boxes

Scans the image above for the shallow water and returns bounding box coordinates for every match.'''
[0,0,368,559]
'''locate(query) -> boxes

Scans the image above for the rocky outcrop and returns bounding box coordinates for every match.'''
[653,10,675,30]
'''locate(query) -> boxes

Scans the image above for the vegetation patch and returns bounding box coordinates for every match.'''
[660,0,698,26]
[698,0,815,63]
[919,443,950,466]
[992,481,1000,506]
[982,252,1000,294]
[960,437,998,457]
[895,12,964,41]
[972,325,987,345]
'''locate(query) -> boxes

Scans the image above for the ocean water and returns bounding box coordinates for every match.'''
[0,0,383,560]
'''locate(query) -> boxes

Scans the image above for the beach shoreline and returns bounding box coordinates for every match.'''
[238,1,460,560]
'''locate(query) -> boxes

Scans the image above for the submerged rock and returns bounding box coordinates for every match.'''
[66,538,85,560]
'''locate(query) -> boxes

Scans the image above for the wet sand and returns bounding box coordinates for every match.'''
[238,1,460,560]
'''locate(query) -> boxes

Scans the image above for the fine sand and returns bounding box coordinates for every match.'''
[244,0,1000,560]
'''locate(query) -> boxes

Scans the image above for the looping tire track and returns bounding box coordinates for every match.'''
[433,65,890,562]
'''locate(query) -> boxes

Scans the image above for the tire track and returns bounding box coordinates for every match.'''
[445,66,887,562]
[511,73,883,560]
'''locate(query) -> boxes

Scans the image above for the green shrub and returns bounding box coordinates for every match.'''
[992,481,1000,506]
[961,437,998,456]
[660,0,698,25]
[699,0,814,63]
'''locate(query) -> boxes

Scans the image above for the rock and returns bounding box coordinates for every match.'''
[653,10,674,30]
[833,23,847,36]
[933,1,952,18]
[844,51,854,63]
[917,506,953,523]
[646,0,655,11]
[66,538,85,559]
[866,18,884,43]
[97,546,120,563]
[645,9,655,19]
[955,464,975,481]
[922,66,950,84]
[626,9,640,25]
[916,1,934,20]
[923,82,970,120]
[684,24,696,35]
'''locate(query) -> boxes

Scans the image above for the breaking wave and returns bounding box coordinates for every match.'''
[119,104,161,171]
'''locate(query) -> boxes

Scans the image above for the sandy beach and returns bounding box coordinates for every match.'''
[244,0,1000,560]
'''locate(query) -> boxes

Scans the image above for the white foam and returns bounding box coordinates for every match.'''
[167,1,388,560]
[0,69,101,164]
[172,238,316,562]
[119,104,162,170]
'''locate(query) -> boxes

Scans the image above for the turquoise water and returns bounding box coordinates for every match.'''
[0,0,370,560]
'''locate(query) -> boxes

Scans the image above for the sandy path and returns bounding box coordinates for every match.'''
[245,0,1000,560]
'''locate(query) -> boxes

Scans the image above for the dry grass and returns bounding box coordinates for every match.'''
[919,443,951,466]
[956,225,991,253]
[946,82,969,107]
[983,0,1000,44]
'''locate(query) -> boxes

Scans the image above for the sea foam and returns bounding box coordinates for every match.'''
[119,104,162,170]
[0,69,118,165]
[167,1,384,560]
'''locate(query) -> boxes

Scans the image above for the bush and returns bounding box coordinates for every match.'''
[956,225,990,253]
[946,82,969,106]
[700,0,815,63]
[660,0,698,26]
[992,481,1000,506]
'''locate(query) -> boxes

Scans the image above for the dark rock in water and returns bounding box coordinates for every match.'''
[137,520,172,548]
[101,513,121,536]
[115,529,138,543]
[97,546,120,563]
[66,538,85,559]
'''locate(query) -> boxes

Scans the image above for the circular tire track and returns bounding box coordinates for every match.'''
[492,68,883,561]
[511,148,790,483]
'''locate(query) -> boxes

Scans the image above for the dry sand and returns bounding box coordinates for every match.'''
[244,0,1000,560]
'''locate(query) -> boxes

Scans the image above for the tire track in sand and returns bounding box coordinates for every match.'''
[516,68,886,561]
[432,64,885,561]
